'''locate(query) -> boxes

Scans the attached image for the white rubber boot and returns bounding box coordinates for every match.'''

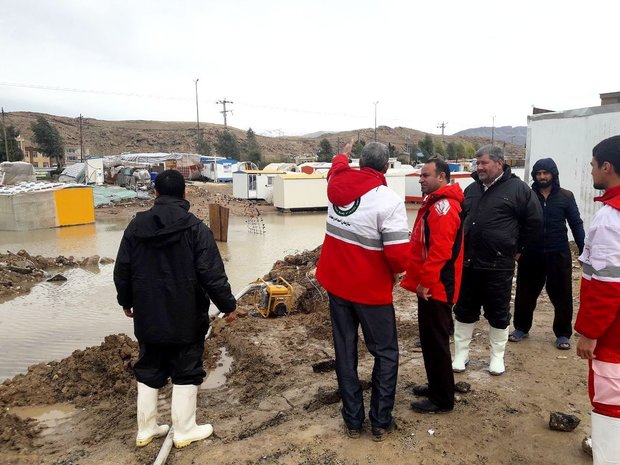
[489,326,509,376]
[452,321,475,373]
[136,382,170,447]
[171,384,213,448]
[592,411,620,464]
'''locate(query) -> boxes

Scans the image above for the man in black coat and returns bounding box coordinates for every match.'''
[114,169,236,449]
[452,145,542,376]
[510,158,585,350]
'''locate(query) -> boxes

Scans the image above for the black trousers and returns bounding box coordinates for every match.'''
[418,297,454,409]
[134,339,207,388]
[514,250,573,338]
[328,293,399,430]
[453,267,514,329]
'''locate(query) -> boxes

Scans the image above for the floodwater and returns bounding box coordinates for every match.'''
[0,208,418,381]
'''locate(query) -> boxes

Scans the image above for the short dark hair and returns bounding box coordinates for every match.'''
[154,169,185,198]
[475,144,504,162]
[426,157,451,182]
[593,135,620,174]
[360,142,389,172]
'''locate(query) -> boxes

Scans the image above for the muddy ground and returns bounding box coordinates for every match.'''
[0,183,593,465]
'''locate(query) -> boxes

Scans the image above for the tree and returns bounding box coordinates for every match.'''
[352,139,365,157]
[31,116,64,168]
[0,125,25,162]
[418,134,434,159]
[317,138,333,162]
[387,143,396,157]
[241,128,262,167]
[214,131,240,159]
[434,141,446,157]
[455,142,467,159]
[446,142,458,160]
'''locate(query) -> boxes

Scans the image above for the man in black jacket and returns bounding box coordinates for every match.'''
[452,145,542,376]
[510,158,585,350]
[114,170,236,449]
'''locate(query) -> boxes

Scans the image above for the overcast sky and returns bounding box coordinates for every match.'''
[1,0,619,136]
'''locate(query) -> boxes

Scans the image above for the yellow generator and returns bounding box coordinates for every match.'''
[253,277,294,318]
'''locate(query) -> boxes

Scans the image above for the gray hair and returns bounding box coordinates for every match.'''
[360,142,389,172]
[475,144,504,162]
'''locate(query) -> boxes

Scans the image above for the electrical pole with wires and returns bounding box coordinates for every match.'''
[437,121,448,143]
[216,99,233,129]
[194,79,200,147]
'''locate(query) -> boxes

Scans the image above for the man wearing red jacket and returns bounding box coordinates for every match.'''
[401,158,464,413]
[316,141,409,441]
[576,135,620,464]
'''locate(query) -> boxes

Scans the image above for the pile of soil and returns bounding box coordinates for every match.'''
[0,250,114,302]
[0,246,593,465]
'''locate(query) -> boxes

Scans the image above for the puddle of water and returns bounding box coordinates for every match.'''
[0,209,417,381]
[10,403,78,437]
[201,347,233,390]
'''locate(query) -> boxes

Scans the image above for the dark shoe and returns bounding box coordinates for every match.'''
[346,426,361,439]
[555,337,571,350]
[410,398,453,414]
[412,383,429,397]
[508,329,529,342]
[371,420,397,442]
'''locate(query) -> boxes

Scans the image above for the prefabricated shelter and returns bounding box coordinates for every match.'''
[272,170,407,211]
[200,157,240,182]
[405,171,475,202]
[526,101,620,229]
[232,170,284,200]
[104,153,202,179]
[404,167,524,203]
[0,182,94,231]
[273,173,328,210]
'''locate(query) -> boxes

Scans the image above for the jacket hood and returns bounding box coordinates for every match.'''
[426,182,464,204]
[131,195,202,248]
[595,184,620,211]
[531,158,560,188]
[327,167,387,205]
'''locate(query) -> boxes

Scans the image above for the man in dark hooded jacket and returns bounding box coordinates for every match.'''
[114,169,236,449]
[510,158,585,350]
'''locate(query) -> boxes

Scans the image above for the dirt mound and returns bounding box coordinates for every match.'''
[0,334,137,409]
[0,250,115,302]
[0,412,40,451]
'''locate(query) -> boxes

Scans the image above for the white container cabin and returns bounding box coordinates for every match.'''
[527,99,620,228]
[232,170,284,200]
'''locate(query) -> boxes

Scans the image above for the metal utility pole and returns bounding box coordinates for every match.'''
[1,108,9,162]
[216,99,234,129]
[373,101,379,142]
[491,115,496,145]
[437,121,448,142]
[79,114,84,162]
[194,79,200,144]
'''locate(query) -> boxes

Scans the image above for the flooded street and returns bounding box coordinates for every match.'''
[0,211,330,381]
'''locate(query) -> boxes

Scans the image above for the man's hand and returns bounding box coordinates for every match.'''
[343,138,354,158]
[576,336,597,359]
[416,284,431,301]
[123,308,134,318]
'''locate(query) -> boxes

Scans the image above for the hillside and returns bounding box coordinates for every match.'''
[454,126,527,146]
[4,112,525,164]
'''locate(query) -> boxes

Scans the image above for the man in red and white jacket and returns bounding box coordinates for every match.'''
[316,141,409,441]
[576,135,620,464]
[401,158,464,414]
